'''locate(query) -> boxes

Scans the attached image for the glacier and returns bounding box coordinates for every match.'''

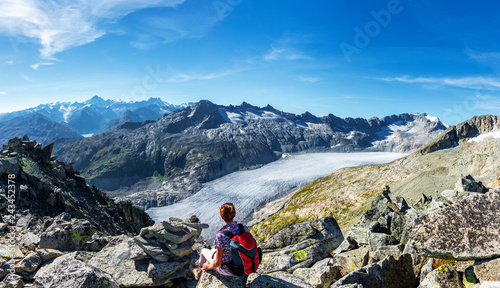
[147,152,407,240]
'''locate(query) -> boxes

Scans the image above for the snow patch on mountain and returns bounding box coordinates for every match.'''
[60,105,77,122]
[425,115,439,123]
[371,115,444,149]
[219,107,289,125]
[468,131,500,143]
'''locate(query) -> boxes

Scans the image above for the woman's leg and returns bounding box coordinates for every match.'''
[198,248,217,266]
[215,267,233,276]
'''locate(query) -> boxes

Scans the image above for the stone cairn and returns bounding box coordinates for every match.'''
[0,216,209,287]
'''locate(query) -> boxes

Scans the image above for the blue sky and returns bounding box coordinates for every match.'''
[1,0,500,125]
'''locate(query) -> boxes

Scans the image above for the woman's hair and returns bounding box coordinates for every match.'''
[220,203,236,221]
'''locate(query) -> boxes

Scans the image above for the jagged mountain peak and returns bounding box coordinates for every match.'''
[419,114,500,154]
[86,95,108,106]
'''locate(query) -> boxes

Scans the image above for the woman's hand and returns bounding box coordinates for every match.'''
[203,247,224,271]
[202,262,211,271]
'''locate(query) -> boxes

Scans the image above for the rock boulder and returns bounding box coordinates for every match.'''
[417,264,463,288]
[474,257,500,282]
[259,216,343,274]
[330,254,416,288]
[38,219,97,251]
[33,256,119,288]
[405,189,500,261]
[195,270,246,288]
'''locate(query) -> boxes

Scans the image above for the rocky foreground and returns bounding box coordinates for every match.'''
[195,175,500,288]
[1,136,499,287]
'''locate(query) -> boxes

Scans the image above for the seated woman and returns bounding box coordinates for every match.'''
[197,202,250,276]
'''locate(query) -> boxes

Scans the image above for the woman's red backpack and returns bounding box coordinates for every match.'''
[221,223,262,276]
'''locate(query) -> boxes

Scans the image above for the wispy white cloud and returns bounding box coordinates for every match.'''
[263,34,315,62]
[130,2,222,50]
[0,91,7,95]
[31,62,54,70]
[20,72,30,81]
[379,75,500,90]
[0,0,185,58]
[6,60,13,64]
[163,70,235,83]
[465,49,500,63]
[264,46,314,61]
[298,76,320,83]
[474,95,500,111]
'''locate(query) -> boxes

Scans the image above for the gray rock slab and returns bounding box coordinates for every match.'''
[21,232,40,250]
[259,217,344,274]
[247,272,312,288]
[32,256,119,288]
[368,233,398,252]
[35,248,64,261]
[406,189,500,261]
[0,244,24,259]
[38,219,96,251]
[418,264,462,288]
[147,259,190,280]
[88,235,172,287]
[293,266,341,288]
[195,270,247,288]
[15,252,42,273]
[474,257,500,282]
[330,254,416,288]
[331,246,370,277]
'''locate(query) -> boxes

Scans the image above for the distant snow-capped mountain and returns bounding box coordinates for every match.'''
[0,96,190,145]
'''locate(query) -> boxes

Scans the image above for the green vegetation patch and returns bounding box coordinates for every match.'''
[251,163,387,243]
[290,249,308,262]
[73,232,91,242]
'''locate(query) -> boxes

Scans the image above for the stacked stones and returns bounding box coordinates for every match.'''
[0,216,208,287]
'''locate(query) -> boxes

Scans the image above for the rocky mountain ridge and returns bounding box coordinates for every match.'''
[54,100,447,208]
[0,114,83,148]
[0,136,153,236]
[0,96,189,145]
[418,114,500,154]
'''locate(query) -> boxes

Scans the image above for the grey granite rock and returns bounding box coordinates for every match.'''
[33,254,119,288]
[330,254,416,288]
[418,264,462,288]
[406,189,500,261]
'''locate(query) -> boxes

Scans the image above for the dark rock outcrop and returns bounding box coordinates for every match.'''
[0,136,153,236]
[473,257,500,282]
